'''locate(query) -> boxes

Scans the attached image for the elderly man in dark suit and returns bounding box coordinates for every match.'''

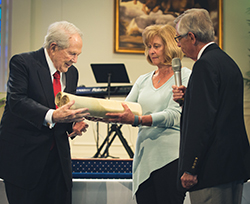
[0,21,89,204]
[172,8,250,204]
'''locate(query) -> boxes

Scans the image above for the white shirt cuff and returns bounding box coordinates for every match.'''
[44,109,56,129]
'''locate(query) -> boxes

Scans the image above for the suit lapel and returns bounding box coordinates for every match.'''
[64,67,77,94]
[35,49,55,109]
[34,49,76,107]
[64,71,71,93]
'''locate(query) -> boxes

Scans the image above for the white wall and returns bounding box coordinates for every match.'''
[10,0,250,158]
[223,0,250,142]
[11,0,195,87]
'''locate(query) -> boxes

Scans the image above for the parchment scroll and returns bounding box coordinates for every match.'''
[55,92,142,118]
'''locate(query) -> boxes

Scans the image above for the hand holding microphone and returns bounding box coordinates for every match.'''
[172,58,185,106]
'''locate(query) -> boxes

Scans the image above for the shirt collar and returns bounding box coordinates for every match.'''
[44,48,59,77]
[197,42,215,60]
[44,48,66,90]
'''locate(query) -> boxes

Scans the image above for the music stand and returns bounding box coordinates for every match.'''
[91,63,134,158]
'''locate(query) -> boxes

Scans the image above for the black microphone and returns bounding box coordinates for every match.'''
[172,57,183,106]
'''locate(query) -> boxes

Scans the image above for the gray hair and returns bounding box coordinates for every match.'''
[43,21,83,49]
[174,8,215,43]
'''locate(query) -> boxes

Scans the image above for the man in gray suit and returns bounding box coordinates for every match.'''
[172,8,250,204]
[0,21,89,204]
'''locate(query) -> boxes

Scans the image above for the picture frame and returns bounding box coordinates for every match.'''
[114,0,223,54]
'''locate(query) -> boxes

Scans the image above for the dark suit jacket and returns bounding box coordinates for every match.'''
[178,43,250,191]
[0,48,78,190]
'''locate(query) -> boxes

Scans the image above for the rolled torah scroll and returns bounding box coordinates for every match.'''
[55,92,142,118]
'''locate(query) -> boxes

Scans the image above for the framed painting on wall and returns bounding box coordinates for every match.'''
[114,0,223,54]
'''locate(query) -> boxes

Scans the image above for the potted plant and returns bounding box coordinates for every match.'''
[0,92,6,119]
[245,8,250,89]
[0,92,6,105]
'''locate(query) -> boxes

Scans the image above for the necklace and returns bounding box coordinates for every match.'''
[154,65,172,84]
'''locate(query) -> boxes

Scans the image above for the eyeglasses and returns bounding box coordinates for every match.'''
[174,33,188,43]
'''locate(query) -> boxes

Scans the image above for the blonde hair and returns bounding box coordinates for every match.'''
[142,24,184,66]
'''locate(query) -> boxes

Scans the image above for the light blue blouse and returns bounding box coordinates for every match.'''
[125,67,191,195]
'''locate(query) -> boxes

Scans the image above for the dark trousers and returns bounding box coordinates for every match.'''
[136,159,186,204]
[4,145,72,204]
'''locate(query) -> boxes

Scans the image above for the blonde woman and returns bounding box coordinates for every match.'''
[105,24,191,204]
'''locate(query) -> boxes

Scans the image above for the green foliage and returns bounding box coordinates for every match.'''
[244,71,250,89]
[0,94,6,108]
[245,8,250,89]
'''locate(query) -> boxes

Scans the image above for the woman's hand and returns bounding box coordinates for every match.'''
[104,103,135,125]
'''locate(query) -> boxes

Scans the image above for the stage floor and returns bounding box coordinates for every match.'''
[0,158,249,204]
[0,178,190,204]
[1,179,250,204]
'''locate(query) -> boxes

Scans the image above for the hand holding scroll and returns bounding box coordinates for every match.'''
[52,100,90,123]
[55,92,142,119]
[85,103,135,125]
[104,103,135,125]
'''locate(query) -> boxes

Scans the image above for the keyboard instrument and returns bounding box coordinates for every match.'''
[76,85,132,97]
